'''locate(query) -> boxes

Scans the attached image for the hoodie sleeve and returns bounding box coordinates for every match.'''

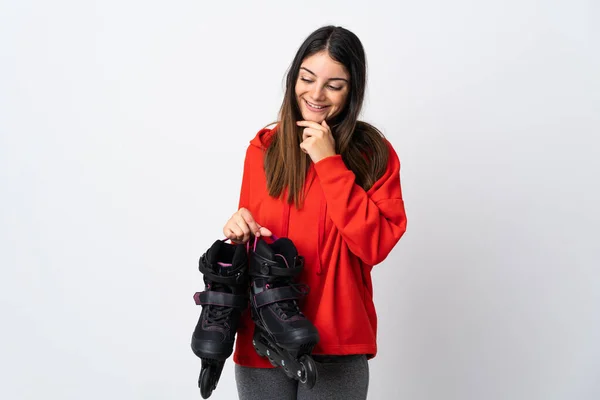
[238,127,275,210]
[313,140,407,266]
[237,145,252,210]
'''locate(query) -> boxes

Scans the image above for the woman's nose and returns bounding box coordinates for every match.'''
[310,85,326,101]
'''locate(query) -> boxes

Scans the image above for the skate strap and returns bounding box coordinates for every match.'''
[253,286,303,308]
[194,291,248,309]
[198,261,246,285]
[251,259,303,277]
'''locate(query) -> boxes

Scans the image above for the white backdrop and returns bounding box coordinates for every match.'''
[1,1,598,399]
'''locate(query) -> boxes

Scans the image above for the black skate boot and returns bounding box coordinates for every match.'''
[248,236,319,389]
[191,239,249,399]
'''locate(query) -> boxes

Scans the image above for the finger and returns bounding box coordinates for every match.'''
[299,141,310,153]
[231,220,247,238]
[259,226,272,237]
[301,135,316,147]
[226,225,244,242]
[239,208,262,235]
[233,229,249,243]
[254,222,261,237]
[297,120,323,129]
[225,228,244,243]
[302,128,323,141]
[237,208,266,240]
[232,215,250,238]
[234,217,251,241]
[223,227,236,240]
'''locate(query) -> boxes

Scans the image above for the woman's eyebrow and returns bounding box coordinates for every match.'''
[300,67,348,82]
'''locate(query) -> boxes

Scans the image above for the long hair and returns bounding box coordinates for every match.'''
[265,25,389,208]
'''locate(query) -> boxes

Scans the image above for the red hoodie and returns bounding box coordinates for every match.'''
[232,124,407,368]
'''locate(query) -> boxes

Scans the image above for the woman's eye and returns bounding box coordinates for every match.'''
[299,77,342,90]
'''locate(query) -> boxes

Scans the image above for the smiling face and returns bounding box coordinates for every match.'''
[294,51,350,123]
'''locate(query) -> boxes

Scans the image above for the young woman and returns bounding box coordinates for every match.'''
[223,25,407,400]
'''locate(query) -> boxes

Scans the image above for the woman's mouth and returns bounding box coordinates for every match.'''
[304,99,329,113]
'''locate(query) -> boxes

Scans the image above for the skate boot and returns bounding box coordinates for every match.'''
[248,236,319,389]
[191,239,249,399]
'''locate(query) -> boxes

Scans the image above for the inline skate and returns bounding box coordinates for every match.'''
[191,239,249,398]
[248,236,319,388]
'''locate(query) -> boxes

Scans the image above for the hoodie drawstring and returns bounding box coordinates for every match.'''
[281,170,326,276]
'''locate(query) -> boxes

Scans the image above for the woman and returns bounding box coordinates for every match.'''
[224,25,407,400]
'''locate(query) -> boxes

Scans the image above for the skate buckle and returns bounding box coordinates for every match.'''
[234,271,246,284]
[260,263,270,275]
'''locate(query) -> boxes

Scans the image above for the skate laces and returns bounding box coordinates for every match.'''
[206,254,236,327]
[205,282,234,326]
[267,279,310,320]
[206,306,232,325]
[275,295,301,319]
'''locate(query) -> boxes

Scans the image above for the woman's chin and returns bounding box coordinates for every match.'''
[300,112,326,123]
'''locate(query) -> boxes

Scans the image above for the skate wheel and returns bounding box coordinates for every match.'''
[298,355,317,389]
[199,365,216,399]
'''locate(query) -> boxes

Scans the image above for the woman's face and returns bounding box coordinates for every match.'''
[295,51,350,123]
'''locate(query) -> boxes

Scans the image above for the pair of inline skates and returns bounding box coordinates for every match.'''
[190,235,319,399]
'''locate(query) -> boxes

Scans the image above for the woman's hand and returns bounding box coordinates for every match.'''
[297,119,336,163]
[223,207,272,244]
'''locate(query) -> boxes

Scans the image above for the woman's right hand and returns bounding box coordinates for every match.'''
[223,207,272,244]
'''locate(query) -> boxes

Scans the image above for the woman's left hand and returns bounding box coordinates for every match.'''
[297,119,336,163]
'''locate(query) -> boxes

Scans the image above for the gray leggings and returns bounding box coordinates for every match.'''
[235,355,369,400]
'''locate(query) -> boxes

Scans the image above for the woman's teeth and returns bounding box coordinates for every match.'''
[306,100,326,109]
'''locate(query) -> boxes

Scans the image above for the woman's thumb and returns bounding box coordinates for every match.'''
[259,226,272,237]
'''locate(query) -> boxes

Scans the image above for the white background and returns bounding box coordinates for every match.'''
[1,1,598,399]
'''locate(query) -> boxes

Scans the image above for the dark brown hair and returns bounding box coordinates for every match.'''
[265,25,389,208]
